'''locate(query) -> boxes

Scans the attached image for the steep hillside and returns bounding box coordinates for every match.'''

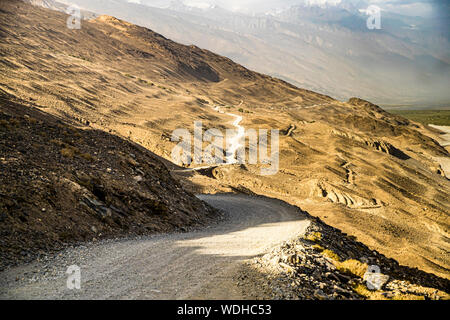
[35,0,450,105]
[0,0,449,280]
[0,92,216,270]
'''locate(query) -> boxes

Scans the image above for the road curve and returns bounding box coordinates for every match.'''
[0,194,309,300]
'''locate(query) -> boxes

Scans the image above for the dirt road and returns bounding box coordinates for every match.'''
[0,194,310,300]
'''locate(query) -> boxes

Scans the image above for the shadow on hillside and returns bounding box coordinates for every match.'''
[0,91,448,299]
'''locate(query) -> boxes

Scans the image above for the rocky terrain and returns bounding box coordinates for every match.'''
[0,0,449,288]
[237,217,450,300]
[0,92,216,270]
[0,194,308,300]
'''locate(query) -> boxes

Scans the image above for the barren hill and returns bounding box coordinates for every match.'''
[0,0,449,280]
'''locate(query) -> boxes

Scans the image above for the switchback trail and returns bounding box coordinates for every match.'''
[0,194,310,300]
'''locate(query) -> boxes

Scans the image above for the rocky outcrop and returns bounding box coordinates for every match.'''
[239,217,450,300]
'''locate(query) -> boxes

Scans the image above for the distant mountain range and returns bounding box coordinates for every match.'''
[26,0,450,106]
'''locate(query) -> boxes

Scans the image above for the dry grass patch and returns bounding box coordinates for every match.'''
[304,232,322,243]
[60,147,77,158]
[352,283,426,300]
[322,249,341,262]
[59,145,94,161]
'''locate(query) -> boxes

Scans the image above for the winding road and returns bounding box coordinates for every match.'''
[213,104,245,165]
[0,194,309,300]
[171,104,246,173]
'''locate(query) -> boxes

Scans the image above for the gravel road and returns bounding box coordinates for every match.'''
[0,194,309,300]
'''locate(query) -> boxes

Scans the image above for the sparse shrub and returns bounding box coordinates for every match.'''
[138,78,153,86]
[304,232,322,243]
[391,294,426,300]
[351,283,425,300]
[322,249,341,262]
[351,283,387,300]
[60,147,75,158]
[335,259,368,278]
[60,145,86,159]
[80,153,95,161]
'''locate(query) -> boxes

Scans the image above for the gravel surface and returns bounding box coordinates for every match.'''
[0,194,309,300]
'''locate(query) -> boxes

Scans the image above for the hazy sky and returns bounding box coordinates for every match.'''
[136,0,446,17]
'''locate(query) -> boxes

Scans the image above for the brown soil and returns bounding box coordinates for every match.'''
[0,1,449,281]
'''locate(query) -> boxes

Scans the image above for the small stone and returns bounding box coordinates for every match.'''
[314,289,327,300]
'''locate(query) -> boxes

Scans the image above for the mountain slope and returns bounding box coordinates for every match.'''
[0,91,217,270]
[44,0,450,105]
[0,0,449,280]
